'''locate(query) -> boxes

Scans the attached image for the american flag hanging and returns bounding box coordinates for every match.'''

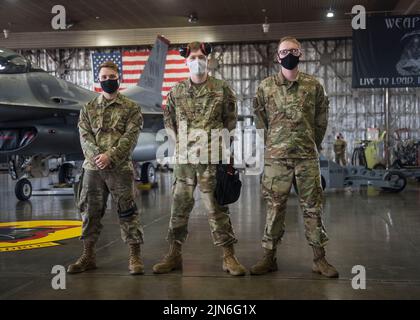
[91,50,188,106]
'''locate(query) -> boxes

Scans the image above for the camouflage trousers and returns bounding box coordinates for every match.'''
[167,164,237,246]
[77,169,144,245]
[335,153,347,166]
[261,158,329,250]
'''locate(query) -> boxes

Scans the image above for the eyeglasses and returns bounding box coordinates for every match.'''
[277,48,301,57]
[99,74,119,81]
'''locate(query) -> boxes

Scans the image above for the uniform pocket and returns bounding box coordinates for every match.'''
[115,114,129,133]
[262,161,293,194]
[109,110,129,134]
[176,97,194,121]
[116,122,126,134]
[73,169,85,211]
[77,184,87,212]
[262,174,274,191]
[207,93,223,120]
[299,91,315,121]
[262,164,275,191]
[266,93,281,118]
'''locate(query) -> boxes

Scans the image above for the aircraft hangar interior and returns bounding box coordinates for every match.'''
[0,0,420,305]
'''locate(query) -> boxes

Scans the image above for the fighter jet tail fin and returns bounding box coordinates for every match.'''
[138,35,170,94]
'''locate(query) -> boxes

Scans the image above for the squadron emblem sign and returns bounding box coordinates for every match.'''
[0,220,82,252]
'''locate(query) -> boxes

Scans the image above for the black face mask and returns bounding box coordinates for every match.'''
[100,79,119,94]
[279,53,300,70]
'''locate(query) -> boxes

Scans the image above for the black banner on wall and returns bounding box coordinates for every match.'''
[352,15,420,88]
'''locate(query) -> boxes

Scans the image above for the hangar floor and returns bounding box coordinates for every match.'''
[0,171,420,300]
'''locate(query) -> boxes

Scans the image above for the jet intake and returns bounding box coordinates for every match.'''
[0,125,81,156]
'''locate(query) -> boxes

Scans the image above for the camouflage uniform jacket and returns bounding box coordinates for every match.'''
[333,139,347,154]
[253,71,329,159]
[78,92,143,171]
[163,76,237,163]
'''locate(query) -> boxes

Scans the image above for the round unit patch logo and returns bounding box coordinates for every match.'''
[0,220,82,252]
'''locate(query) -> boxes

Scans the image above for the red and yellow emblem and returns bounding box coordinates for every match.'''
[0,220,82,252]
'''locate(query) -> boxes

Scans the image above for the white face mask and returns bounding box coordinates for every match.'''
[187,59,207,75]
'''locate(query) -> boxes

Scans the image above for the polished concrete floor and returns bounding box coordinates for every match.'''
[1,170,420,300]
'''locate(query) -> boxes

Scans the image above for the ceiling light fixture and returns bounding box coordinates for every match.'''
[262,9,270,33]
[3,22,11,39]
[326,8,335,18]
[188,13,198,24]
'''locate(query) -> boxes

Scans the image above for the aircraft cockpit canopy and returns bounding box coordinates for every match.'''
[0,49,31,74]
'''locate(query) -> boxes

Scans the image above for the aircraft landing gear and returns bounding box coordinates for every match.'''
[134,162,157,185]
[8,155,22,181]
[15,178,32,201]
[8,155,80,200]
[58,162,75,184]
[140,162,157,184]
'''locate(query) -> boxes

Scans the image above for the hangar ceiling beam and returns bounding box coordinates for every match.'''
[0,20,352,49]
[393,0,420,14]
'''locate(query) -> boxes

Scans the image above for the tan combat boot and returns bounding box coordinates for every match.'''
[128,243,144,275]
[250,248,278,275]
[67,240,97,274]
[312,246,339,278]
[152,241,182,274]
[222,244,246,276]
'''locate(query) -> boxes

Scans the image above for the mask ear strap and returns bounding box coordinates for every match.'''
[179,45,190,58]
[200,43,213,56]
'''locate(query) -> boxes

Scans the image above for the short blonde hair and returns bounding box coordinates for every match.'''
[279,36,301,48]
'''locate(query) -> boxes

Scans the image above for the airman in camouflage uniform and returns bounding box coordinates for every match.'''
[250,37,339,278]
[67,61,144,275]
[334,133,347,166]
[152,41,246,276]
